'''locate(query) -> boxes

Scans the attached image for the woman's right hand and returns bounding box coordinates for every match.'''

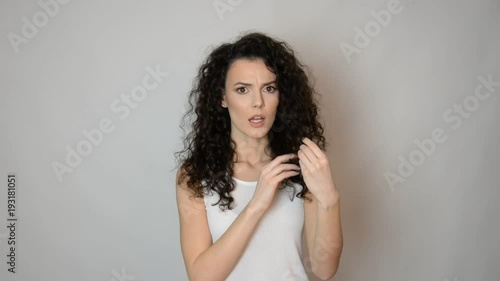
[248,153,301,214]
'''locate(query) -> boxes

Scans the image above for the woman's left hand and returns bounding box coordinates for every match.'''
[297,137,339,206]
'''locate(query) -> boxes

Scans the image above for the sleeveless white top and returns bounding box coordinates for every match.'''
[203,177,309,281]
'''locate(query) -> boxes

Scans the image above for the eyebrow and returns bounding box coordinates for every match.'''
[232,80,276,87]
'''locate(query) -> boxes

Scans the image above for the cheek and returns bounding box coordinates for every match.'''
[227,103,247,123]
[272,95,280,107]
[270,96,280,111]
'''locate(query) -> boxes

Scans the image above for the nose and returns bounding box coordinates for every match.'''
[253,92,264,108]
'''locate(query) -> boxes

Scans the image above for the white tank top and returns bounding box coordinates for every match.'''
[203,177,309,281]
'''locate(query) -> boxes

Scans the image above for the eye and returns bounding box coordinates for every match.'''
[265,85,277,93]
[236,87,248,94]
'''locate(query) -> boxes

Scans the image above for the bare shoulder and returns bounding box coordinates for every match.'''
[175,166,212,278]
[175,166,205,213]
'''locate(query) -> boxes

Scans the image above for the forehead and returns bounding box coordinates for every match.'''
[226,58,276,82]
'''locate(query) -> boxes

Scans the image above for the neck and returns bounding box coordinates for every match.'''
[231,140,272,165]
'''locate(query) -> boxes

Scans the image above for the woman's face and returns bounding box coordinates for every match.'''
[222,58,280,142]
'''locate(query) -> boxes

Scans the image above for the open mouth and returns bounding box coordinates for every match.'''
[249,116,265,127]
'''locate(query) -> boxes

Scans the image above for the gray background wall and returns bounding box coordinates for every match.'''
[1,0,499,280]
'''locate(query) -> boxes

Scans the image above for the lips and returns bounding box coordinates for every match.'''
[249,114,265,127]
[248,114,266,121]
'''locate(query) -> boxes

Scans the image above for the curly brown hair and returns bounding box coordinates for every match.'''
[174,31,327,211]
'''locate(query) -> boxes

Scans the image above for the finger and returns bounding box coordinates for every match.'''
[276,163,301,173]
[262,153,297,174]
[302,137,325,160]
[267,163,300,180]
[275,170,301,183]
[298,145,313,165]
[298,158,312,173]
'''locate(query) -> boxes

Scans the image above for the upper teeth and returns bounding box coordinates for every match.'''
[251,117,263,121]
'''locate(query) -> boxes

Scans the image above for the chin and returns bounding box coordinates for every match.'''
[252,129,272,139]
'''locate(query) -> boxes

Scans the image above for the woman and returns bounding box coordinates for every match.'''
[174,31,343,281]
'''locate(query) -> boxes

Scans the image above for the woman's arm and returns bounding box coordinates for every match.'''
[176,168,265,281]
[298,137,343,280]
[304,191,343,280]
